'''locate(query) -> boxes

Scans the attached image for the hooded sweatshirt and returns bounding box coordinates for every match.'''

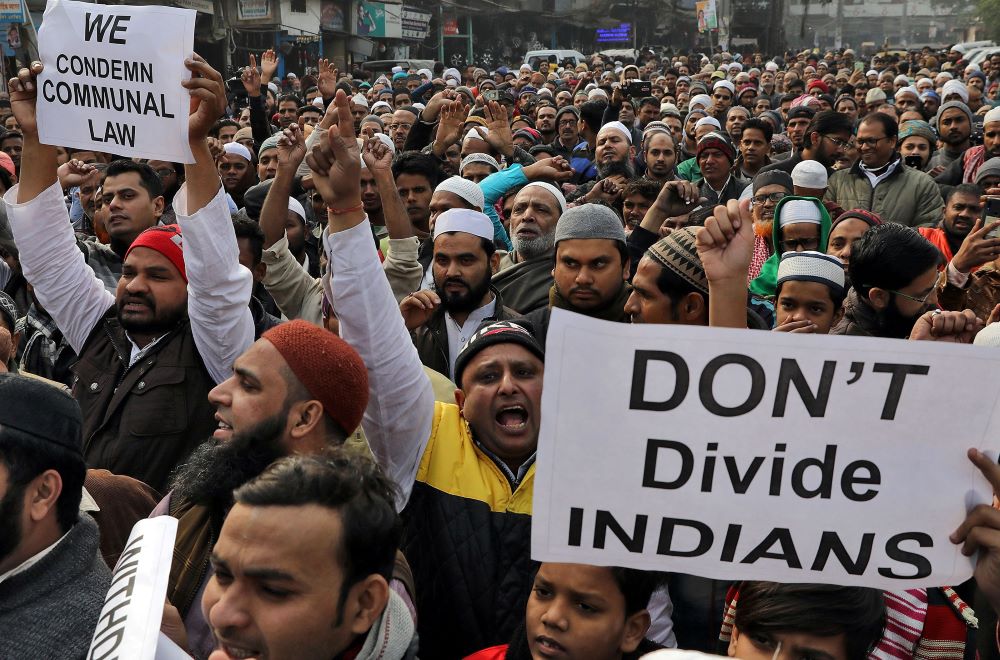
[749,195,832,297]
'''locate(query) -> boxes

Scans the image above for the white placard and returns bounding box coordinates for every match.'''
[88,517,178,660]
[36,0,195,163]
[532,309,1000,590]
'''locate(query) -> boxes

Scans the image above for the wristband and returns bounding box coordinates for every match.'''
[327,203,364,215]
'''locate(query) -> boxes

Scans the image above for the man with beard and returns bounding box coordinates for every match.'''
[160,320,376,659]
[568,121,635,203]
[625,227,710,325]
[759,110,850,176]
[523,204,632,344]
[400,209,517,380]
[831,222,946,337]
[746,171,793,280]
[550,106,580,159]
[936,106,1000,187]
[5,57,254,491]
[534,104,557,144]
[217,142,258,208]
[491,181,567,313]
[642,129,678,184]
[696,131,747,205]
[918,185,985,266]
[0,374,110,659]
[926,101,973,173]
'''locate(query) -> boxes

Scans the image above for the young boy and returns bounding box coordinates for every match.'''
[465,562,663,660]
[749,197,832,298]
[772,251,846,334]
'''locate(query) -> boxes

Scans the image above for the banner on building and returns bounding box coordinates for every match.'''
[321,0,345,30]
[696,0,717,31]
[237,0,271,21]
[354,0,400,38]
[36,0,195,163]
[0,0,23,23]
[532,310,1000,590]
[400,5,429,40]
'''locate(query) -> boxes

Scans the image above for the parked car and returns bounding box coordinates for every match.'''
[523,49,587,69]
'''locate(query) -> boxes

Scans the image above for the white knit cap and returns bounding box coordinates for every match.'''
[942,79,969,103]
[894,74,910,85]
[599,121,632,143]
[791,160,828,189]
[351,94,369,108]
[866,69,878,77]
[777,250,845,296]
[460,153,500,175]
[713,79,735,94]
[985,106,1000,126]
[587,88,609,100]
[694,116,721,131]
[433,207,494,241]
[312,97,325,108]
[894,85,919,100]
[463,127,489,144]
[417,68,433,79]
[974,322,1000,347]
[520,181,567,213]
[765,61,779,72]
[636,649,727,659]
[287,196,306,222]
[223,142,252,162]
[444,67,462,81]
[689,94,713,110]
[391,66,403,73]
[777,199,822,228]
[435,175,485,211]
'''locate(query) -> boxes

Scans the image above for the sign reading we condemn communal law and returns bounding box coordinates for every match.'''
[36,0,195,163]
[532,310,1000,590]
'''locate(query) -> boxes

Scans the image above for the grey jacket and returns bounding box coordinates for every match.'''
[826,156,943,227]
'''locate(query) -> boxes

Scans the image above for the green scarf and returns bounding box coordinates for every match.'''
[748,195,832,298]
[548,282,632,322]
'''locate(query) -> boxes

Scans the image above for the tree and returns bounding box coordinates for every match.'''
[977,0,1000,42]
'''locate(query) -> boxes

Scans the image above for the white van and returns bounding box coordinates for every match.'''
[522,50,587,69]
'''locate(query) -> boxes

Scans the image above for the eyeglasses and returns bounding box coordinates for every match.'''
[888,270,945,305]
[779,237,820,251]
[388,123,412,131]
[855,136,889,148]
[155,168,175,177]
[822,134,852,149]
[752,191,787,205]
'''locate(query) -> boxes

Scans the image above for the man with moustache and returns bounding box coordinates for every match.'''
[567,121,635,203]
[399,208,518,380]
[4,58,254,492]
[747,171,793,280]
[918,184,985,265]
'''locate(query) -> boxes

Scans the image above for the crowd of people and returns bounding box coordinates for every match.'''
[3,41,1000,660]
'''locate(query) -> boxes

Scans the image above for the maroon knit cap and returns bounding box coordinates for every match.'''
[262,320,369,434]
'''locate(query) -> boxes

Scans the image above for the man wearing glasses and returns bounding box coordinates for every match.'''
[710,79,735,122]
[827,112,943,226]
[758,110,852,177]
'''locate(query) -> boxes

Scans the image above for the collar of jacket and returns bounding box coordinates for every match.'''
[850,153,902,180]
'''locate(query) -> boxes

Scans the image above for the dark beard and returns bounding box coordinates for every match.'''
[116,294,183,336]
[0,482,25,567]
[435,270,492,314]
[597,158,635,180]
[168,412,287,510]
[875,296,926,339]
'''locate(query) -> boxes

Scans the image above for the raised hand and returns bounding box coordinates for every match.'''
[182,54,226,143]
[953,219,1000,274]
[521,156,574,183]
[57,159,98,189]
[241,53,261,96]
[483,100,513,157]
[653,180,703,217]
[696,199,754,285]
[8,61,42,138]
[421,89,457,123]
[400,290,441,331]
[362,136,393,174]
[908,308,983,343]
[317,58,339,99]
[306,89,362,210]
[276,124,306,171]
[433,99,468,155]
[951,448,1000,615]
[260,49,279,84]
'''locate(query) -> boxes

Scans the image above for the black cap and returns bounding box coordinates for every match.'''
[786,105,817,121]
[0,373,83,457]
[454,320,544,388]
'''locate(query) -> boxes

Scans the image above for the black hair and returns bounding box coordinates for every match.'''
[775,278,846,310]
[277,93,300,106]
[639,97,659,109]
[654,261,708,309]
[391,151,442,188]
[304,85,319,96]
[398,105,421,117]
[623,178,660,202]
[947,183,984,204]
[741,117,773,142]
[807,109,854,139]
[734,581,886,660]
[860,112,898,141]
[211,118,239,137]
[849,222,940,297]
[579,101,607,133]
[297,105,322,116]
[0,433,85,533]
[104,160,164,199]
[234,451,401,625]
[0,130,21,143]
[232,211,265,265]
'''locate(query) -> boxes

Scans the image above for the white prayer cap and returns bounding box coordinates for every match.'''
[267,82,279,95]
[288,196,306,222]
[444,67,462,82]
[312,97,325,108]
[712,79,735,94]
[866,69,878,77]
[412,102,426,111]
[350,94,369,108]
[894,74,910,85]
[599,120,632,143]
[942,79,969,103]
[587,88,609,100]
[463,127,489,144]
[519,63,532,72]
[966,63,981,73]
[718,63,731,72]
[520,181,567,213]
[223,142,253,162]
[689,94,713,110]
[417,68,433,79]
[791,160,828,189]
[730,62,743,72]
[433,208,494,241]
[777,199,822,228]
[460,153,500,175]
[777,250,845,296]
[391,65,403,73]
[764,61,779,72]
[371,101,393,113]
[985,106,1000,126]
[435,175,485,211]
[894,85,919,100]
[974,322,1000,347]
[694,116,721,131]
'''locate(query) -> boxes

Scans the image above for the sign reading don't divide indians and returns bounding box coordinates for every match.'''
[532,310,1000,590]
[36,0,195,163]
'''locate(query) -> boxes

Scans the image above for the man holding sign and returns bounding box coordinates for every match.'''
[4,56,254,492]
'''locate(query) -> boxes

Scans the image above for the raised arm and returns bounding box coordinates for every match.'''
[308,91,434,507]
[696,199,755,329]
[242,52,275,148]
[4,62,112,352]
[260,124,306,249]
[176,55,254,383]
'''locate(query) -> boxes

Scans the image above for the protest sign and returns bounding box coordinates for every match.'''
[35,0,195,163]
[87,516,178,660]
[532,310,1000,590]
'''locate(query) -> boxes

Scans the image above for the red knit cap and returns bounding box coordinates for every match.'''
[261,320,369,434]
[125,224,186,282]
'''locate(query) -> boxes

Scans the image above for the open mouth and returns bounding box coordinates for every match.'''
[218,642,260,659]
[535,635,567,656]
[495,405,528,432]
